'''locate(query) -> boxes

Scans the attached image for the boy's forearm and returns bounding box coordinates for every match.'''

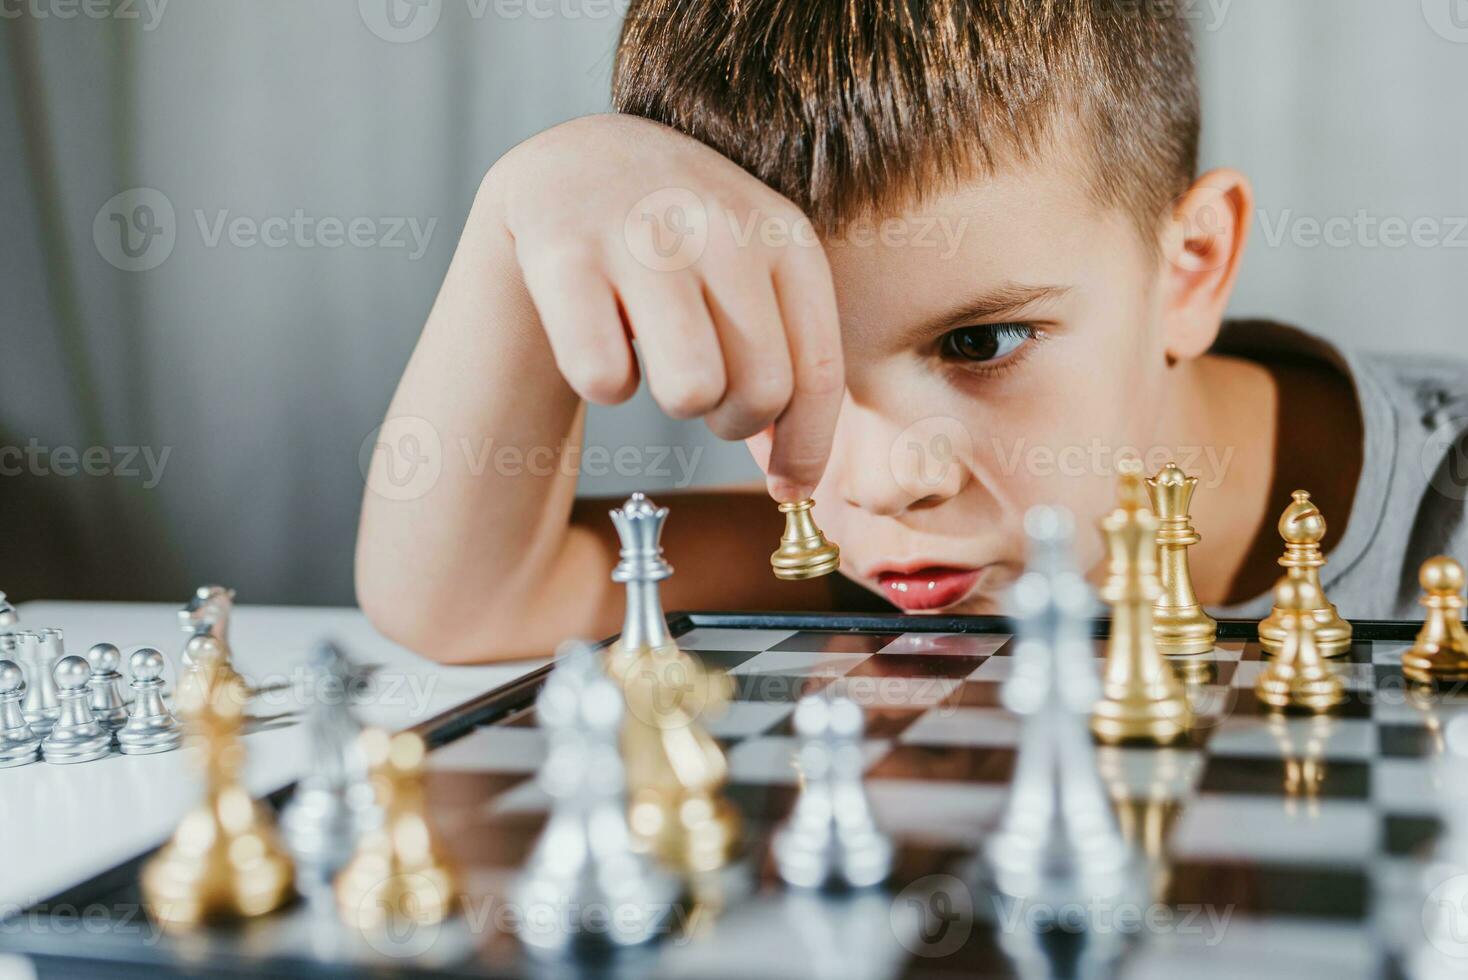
[355,173,591,661]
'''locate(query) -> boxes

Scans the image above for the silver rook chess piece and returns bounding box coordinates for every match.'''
[0,660,41,768]
[514,641,682,953]
[773,692,893,889]
[280,640,379,880]
[980,507,1139,914]
[42,655,113,764]
[86,643,130,732]
[20,630,60,736]
[117,648,183,755]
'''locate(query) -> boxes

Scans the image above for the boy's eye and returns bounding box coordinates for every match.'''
[939,323,1034,363]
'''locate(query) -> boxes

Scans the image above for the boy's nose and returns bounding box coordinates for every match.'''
[833,406,970,518]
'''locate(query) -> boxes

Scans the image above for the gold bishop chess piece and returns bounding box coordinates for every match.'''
[771,499,840,580]
[1402,556,1468,683]
[1091,460,1192,745]
[141,654,295,928]
[1147,463,1218,658]
[1255,576,1346,712]
[335,729,459,929]
[1258,491,1353,656]
[605,494,741,873]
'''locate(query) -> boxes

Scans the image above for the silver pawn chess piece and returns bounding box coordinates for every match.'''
[116,648,183,756]
[980,507,1140,916]
[41,655,113,764]
[86,643,130,732]
[0,660,42,768]
[773,692,893,889]
[610,493,675,651]
[513,641,682,952]
[0,592,18,632]
[20,630,60,736]
[280,640,380,880]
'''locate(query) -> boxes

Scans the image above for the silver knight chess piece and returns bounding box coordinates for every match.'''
[514,641,682,953]
[117,648,183,756]
[772,692,893,889]
[85,643,130,732]
[979,507,1141,916]
[0,660,42,768]
[0,592,18,632]
[41,655,113,764]
[279,640,380,881]
[20,630,60,736]
[180,583,236,643]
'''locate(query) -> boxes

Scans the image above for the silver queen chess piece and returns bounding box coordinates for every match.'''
[116,648,182,756]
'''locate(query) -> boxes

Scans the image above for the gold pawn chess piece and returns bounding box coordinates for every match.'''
[141,665,294,927]
[1091,460,1192,745]
[1147,462,1218,656]
[1255,576,1346,712]
[1402,556,1468,683]
[335,729,459,929]
[1258,491,1352,656]
[620,650,742,873]
[770,499,840,580]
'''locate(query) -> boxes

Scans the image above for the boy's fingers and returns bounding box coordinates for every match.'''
[766,253,844,502]
[702,274,795,441]
[614,271,727,420]
[520,251,638,404]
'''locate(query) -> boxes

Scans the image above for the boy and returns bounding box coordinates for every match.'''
[356,0,1468,663]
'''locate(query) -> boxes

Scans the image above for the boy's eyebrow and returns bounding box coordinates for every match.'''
[909,283,1072,337]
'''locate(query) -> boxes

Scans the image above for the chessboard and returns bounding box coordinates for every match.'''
[1,611,1459,980]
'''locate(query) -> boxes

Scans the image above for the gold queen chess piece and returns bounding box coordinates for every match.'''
[1090,461,1191,745]
[605,494,741,873]
[1402,556,1468,683]
[1258,491,1352,656]
[141,657,295,927]
[771,499,841,580]
[1255,576,1345,713]
[1146,463,1218,656]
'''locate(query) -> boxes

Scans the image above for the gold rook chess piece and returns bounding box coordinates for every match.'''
[771,499,840,580]
[1091,460,1191,745]
[1402,556,1468,683]
[1147,463,1218,656]
[1255,576,1345,712]
[141,664,294,928]
[335,730,459,929]
[1258,491,1352,656]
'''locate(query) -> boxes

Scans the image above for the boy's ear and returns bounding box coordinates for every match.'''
[1158,168,1254,363]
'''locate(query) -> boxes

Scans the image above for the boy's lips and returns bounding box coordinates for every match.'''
[872,565,985,612]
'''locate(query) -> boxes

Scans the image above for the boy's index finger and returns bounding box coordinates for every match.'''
[765,255,845,502]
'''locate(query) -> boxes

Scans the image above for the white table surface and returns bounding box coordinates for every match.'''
[0,601,546,912]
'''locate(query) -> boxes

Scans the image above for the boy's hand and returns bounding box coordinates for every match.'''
[488,114,844,503]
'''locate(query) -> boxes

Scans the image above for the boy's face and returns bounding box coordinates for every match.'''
[805,155,1173,613]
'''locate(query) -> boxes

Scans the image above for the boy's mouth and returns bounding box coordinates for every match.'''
[872,565,985,612]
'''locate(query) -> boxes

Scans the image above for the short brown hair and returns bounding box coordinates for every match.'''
[613,0,1200,239]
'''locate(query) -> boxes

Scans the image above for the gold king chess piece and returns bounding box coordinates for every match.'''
[335,729,459,929]
[141,655,294,927]
[1258,491,1352,656]
[1091,460,1192,745]
[1402,556,1468,683]
[606,494,741,873]
[1255,576,1345,712]
[1147,463,1218,656]
[771,499,841,580]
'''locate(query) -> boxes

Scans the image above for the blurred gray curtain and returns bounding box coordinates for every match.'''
[2,0,1465,605]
